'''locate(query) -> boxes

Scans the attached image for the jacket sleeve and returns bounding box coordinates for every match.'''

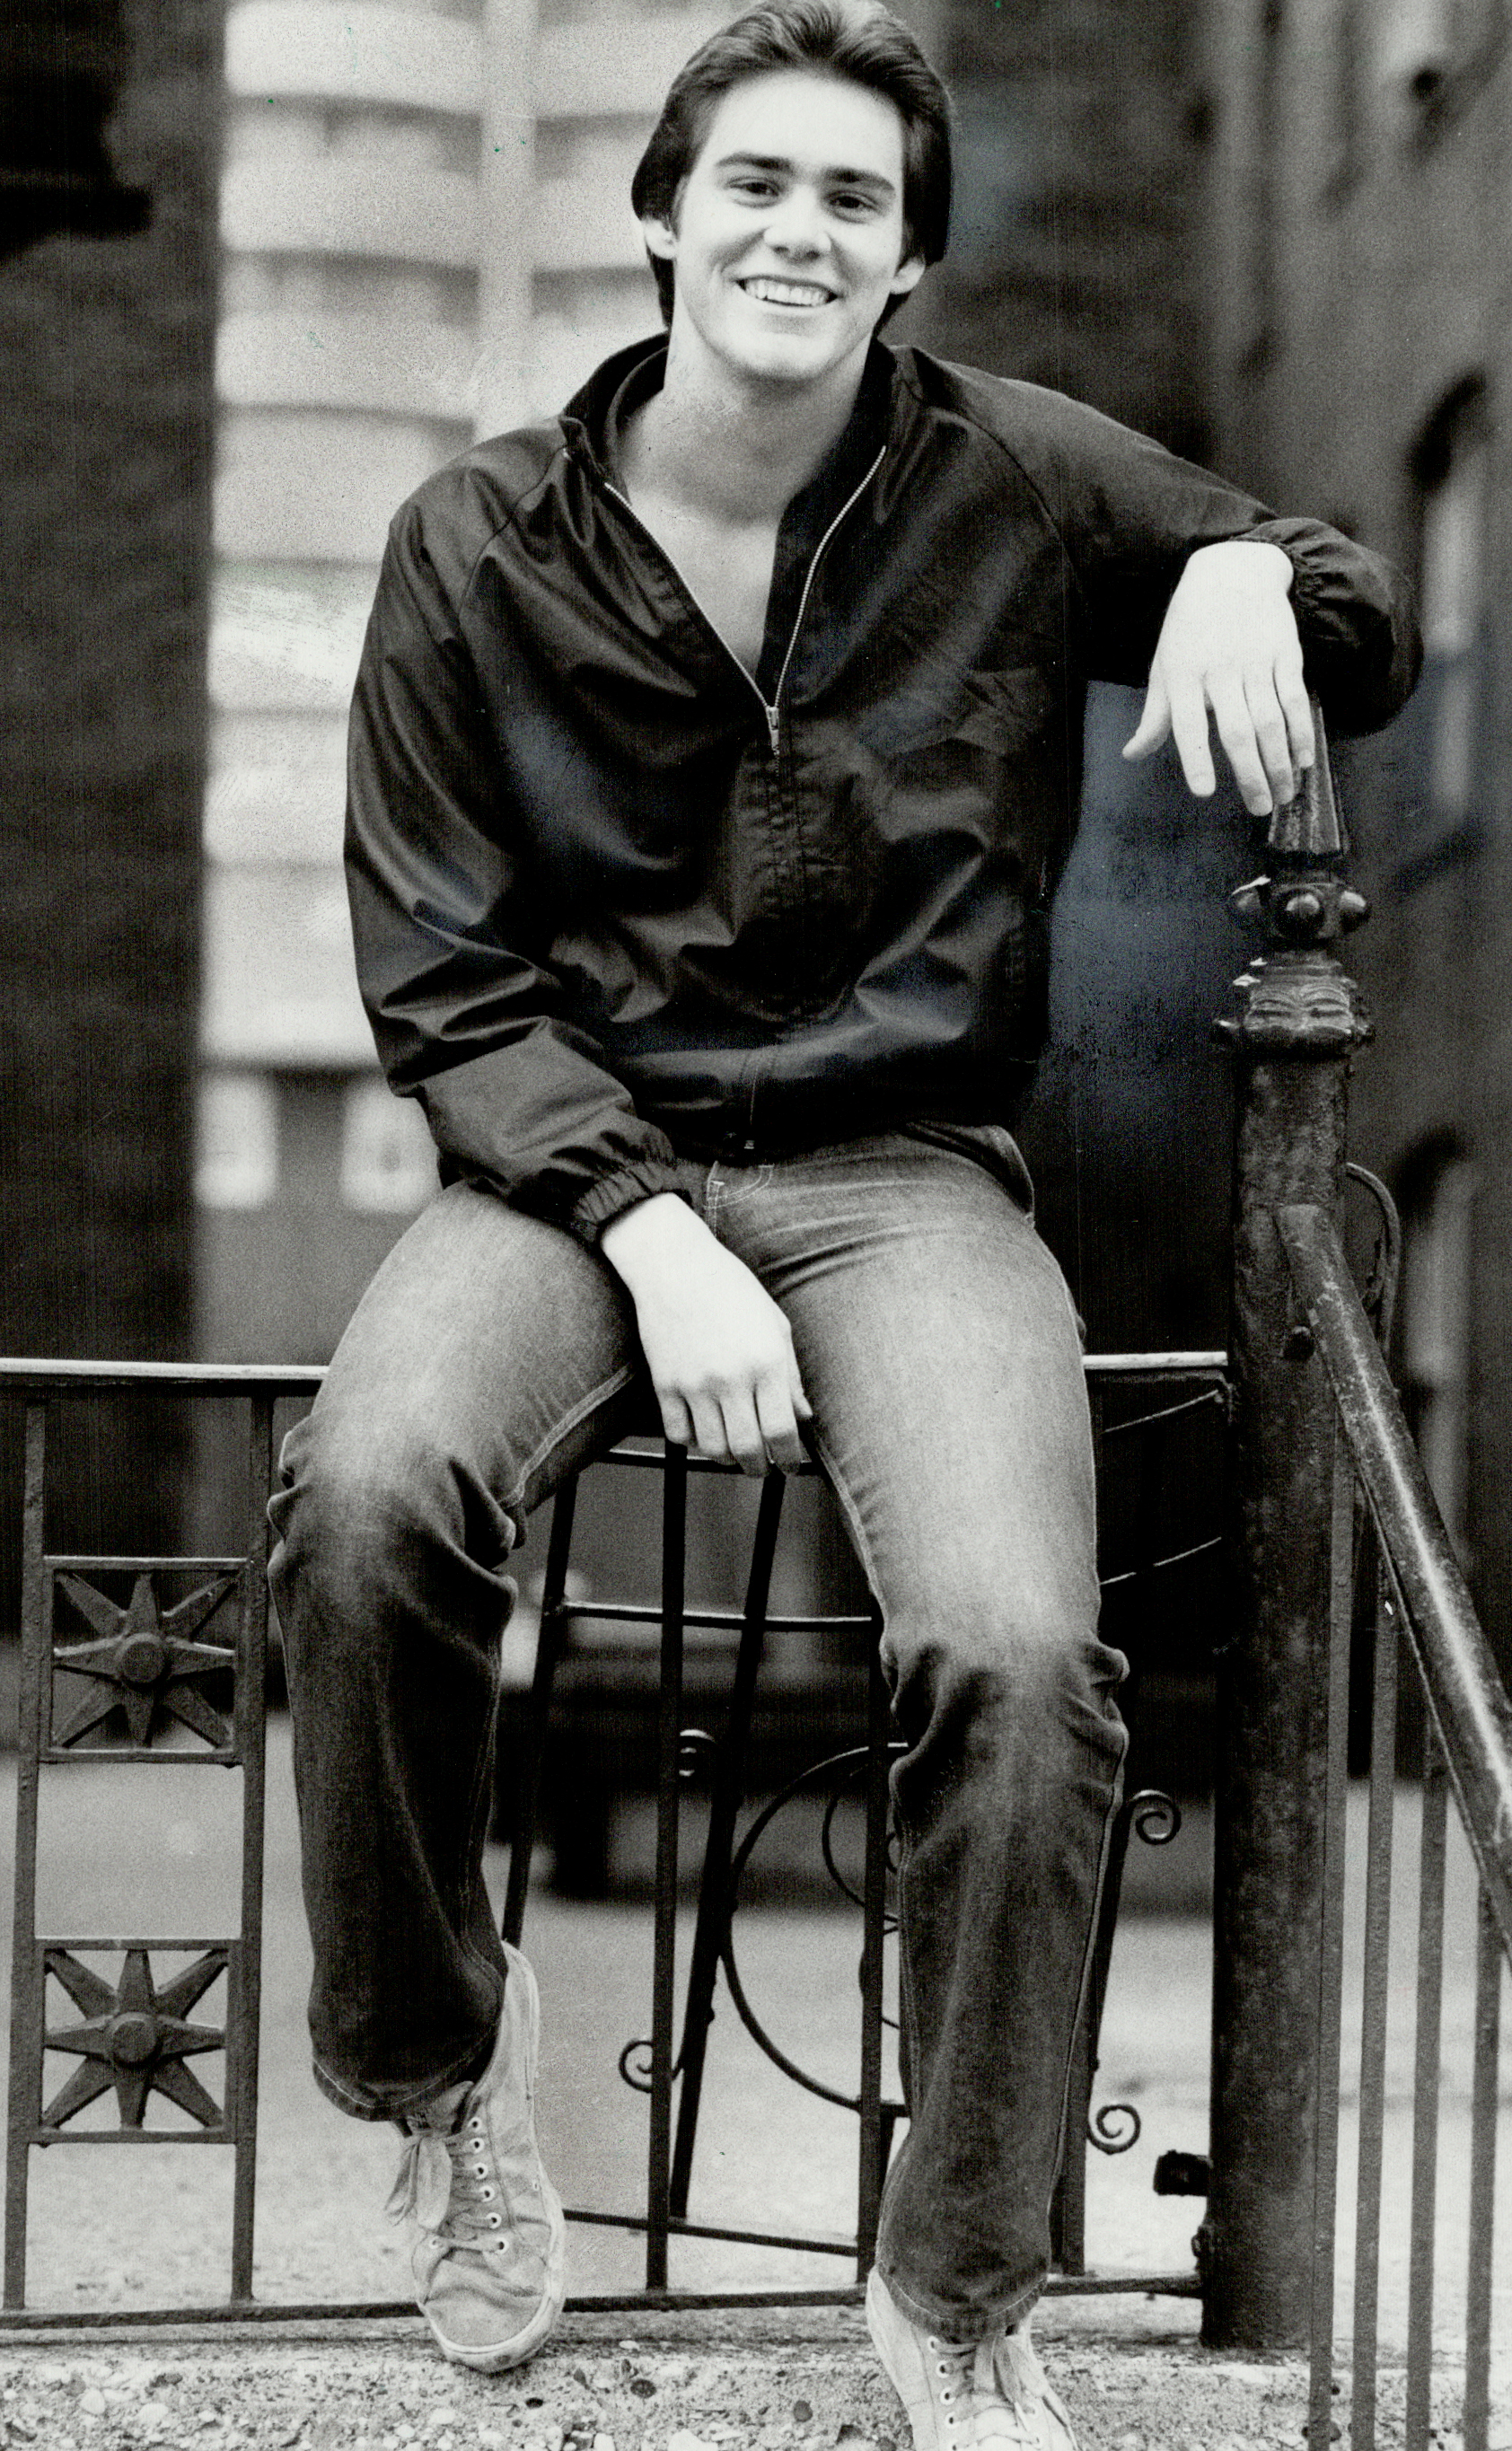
[998,386,1421,732]
[346,496,689,1242]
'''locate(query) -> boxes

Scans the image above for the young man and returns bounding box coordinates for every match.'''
[268,4,1418,2442]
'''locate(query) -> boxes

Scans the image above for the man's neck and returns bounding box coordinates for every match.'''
[621,331,869,526]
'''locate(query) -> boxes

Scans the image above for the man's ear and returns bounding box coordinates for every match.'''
[640,215,678,264]
[888,250,927,302]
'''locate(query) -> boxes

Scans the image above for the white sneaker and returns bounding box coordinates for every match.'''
[866,2269,980,2448]
[386,1942,567,2370]
[981,2319,1078,2449]
[866,2271,1079,2450]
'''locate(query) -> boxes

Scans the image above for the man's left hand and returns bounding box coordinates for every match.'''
[1121,539,1314,816]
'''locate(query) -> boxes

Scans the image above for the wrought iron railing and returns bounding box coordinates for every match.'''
[1195,700,1510,2433]
[0,1349,1223,2326]
[1280,1200,1510,2451]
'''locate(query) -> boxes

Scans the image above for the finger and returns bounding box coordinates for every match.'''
[1165,676,1218,798]
[1242,669,1297,808]
[788,1355,813,1425]
[1121,671,1171,762]
[755,1373,806,1473]
[1205,671,1275,813]
[1276,654,1314,772]
[718,1390,771,1478]
[657,1389,695,1449]
[688,1392,729,1464]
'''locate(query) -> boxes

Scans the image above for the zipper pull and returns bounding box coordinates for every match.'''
[764,702,780,756]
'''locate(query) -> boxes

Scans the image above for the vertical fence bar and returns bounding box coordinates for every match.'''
[1052,1380,1107,2275]
[670,1470,785,2218]
[1308,1423,1355,2449]
[4,1403,47,2309]
[1350,1552,1401,2451]
[1462,1889,1501,2451]
[228,1392,275,2303]
[646,1441,687,2290]
[855,1630,891,2276]
[503,1476,579,1947]
[1403,1733,1447,2451]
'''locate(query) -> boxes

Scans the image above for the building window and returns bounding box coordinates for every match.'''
[339,1075,437,1213]
[1393,382,1489,888]
[1399,1149,1476,1558]
[195,1070,279,1208]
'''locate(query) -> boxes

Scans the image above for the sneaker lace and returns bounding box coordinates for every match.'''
[925,2334,978,2441]
[385,2106,512,2252]
[977,2328,1077,2450]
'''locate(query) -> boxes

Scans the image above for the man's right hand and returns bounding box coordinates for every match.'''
[599,1193,812,1475]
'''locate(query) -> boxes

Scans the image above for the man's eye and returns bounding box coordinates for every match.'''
[831,192,877,215]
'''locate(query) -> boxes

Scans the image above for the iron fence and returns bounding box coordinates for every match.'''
[0,1349,1223,2326]
[1279,1199,1511,2451]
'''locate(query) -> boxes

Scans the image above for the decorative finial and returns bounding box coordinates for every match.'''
[1214,698,1373,1054]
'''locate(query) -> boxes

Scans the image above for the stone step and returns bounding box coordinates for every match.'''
[0,2303,1490,2450]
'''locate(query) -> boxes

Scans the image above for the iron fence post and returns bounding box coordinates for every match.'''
[1202,716,1371,2348]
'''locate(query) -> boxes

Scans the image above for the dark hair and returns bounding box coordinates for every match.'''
[629,0,952,329]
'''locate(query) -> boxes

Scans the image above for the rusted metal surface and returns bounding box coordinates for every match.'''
[5,1405,50,2307]
[1280,1199,1512,1953]
[1349,1550,1400,2451]
[1205,719,1372,2350]
[1405,1742,1448,2451]
[1464,1894,1502,2451]
[1305,1424,1357,2451]
[4,1386,275,2313]
[1270,1190,1512,2447]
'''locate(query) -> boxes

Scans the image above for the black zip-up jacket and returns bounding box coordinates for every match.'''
[347,336,1420,1241]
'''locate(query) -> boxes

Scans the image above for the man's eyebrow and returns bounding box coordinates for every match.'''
[713,149,896,194]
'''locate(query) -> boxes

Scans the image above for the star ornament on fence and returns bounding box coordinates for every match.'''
[50,1568,239,1749]
[41,1946,229,2132]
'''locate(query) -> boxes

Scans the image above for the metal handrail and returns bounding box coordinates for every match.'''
[1279,1200,1512,1958]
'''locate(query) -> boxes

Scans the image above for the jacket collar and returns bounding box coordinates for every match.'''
[559,329,899,503]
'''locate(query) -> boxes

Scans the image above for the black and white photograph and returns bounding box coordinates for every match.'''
[0,3,1508,2447]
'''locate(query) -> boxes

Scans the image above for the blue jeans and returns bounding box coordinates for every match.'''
[267,1125,1128,2341]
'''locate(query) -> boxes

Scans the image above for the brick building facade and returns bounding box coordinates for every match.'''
[1198,0,1511,1670]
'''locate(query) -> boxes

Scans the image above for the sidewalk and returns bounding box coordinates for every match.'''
[0,2303,1496,2451]
[1,1726,1508,2447]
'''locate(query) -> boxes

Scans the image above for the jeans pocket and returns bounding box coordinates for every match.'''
[901,1120,1037,1219]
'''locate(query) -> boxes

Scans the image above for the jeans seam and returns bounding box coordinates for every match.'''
[500,1360,640,1519]
[452,1638,509,2057]
[1044,1724,1130,2226]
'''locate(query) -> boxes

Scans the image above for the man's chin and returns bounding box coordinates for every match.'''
[719,326,867,388]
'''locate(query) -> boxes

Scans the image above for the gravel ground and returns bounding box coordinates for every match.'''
[0,2306,1502,2451]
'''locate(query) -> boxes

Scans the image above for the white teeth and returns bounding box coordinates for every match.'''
[743,277,832,306]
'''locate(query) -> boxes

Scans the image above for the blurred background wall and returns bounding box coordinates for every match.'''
[0,0,220,1567]
[2,0,1508,1701]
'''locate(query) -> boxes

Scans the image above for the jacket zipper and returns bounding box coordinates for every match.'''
[603,445,884,757]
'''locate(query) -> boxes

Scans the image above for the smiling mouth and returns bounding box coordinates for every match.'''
[738,277,837,308]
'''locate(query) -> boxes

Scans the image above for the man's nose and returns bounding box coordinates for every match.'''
[764,186,828,254]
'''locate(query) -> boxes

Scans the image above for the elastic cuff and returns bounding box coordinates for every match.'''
[569,1160,691,1244]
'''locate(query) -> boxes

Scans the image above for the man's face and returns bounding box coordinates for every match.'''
[642,69,925,388]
